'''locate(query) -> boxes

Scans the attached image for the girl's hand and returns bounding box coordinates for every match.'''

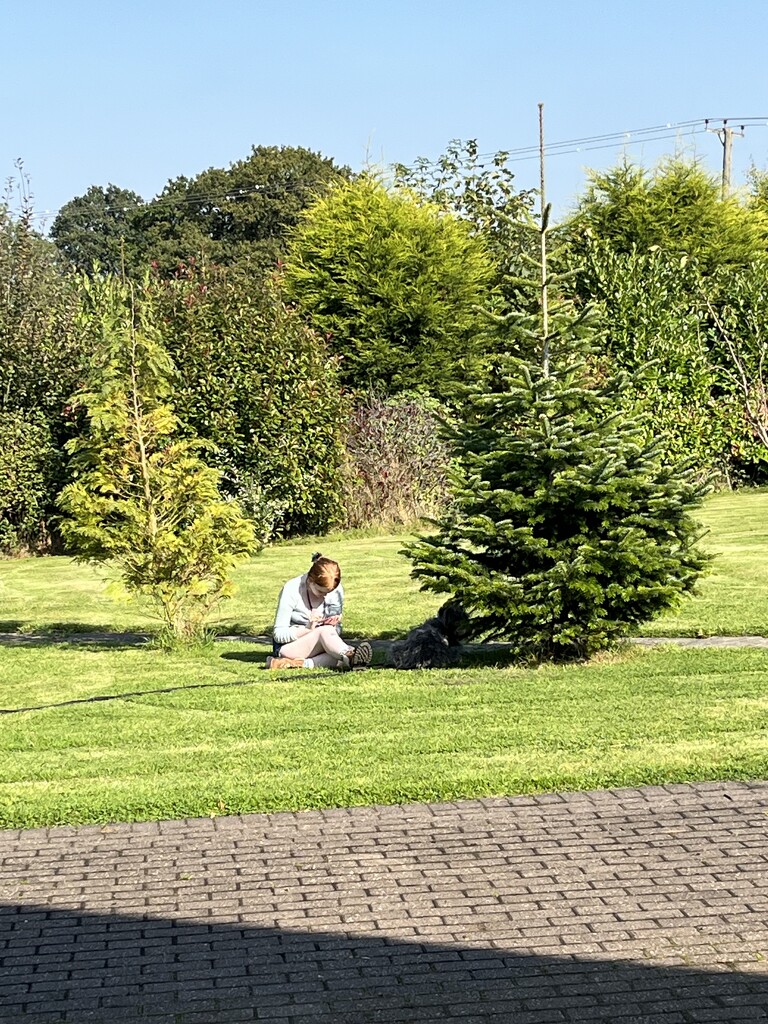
[322,615,340,626]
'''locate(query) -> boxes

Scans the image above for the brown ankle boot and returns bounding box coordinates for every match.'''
[266,656,304,670]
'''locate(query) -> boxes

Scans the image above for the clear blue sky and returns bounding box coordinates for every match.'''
[3,0,767,228]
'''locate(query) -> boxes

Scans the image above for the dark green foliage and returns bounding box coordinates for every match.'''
[51,146,349,280]
[340,392,451,529]
[0,199,83,426]
[406,212,709,662]
[0,182,85,548]
[407,353,709,660]
[153,145,348,270]
[50,185,144,276]
[706,257,768,463]
[567,158,768,484]
[0,411,58,553]
[284,176,494,398]
[583,242,758,478]
[152,265,346,540]
[137,146,349,277]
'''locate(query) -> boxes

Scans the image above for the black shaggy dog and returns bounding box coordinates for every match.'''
[390,601,471,669]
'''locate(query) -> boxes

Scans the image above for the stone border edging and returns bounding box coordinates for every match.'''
[1,630,768,650]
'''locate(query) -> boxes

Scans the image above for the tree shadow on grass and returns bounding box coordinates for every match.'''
[212,620,272,638]
[458,644,521,669]
[0,625,151,649]
[1,901,766,1023]
[366,627,411,641]
[219,635,668,672]
[0,623,260,649]
[0,620,142,635]
[220,650,269,665]
[219,644,521,672]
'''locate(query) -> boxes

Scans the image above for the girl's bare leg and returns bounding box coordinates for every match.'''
[279,626,353,667]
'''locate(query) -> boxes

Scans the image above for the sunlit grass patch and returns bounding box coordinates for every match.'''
[2,643,768,828]
[1,489,768,829]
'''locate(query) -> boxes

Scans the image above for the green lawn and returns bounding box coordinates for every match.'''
[2,490,768,639]
[2,644,768,829]
[0,534,440,639]
[642,489,768,637]
[1,489,767,829]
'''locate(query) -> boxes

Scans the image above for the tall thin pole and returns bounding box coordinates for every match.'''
[539,102,549,376]
[721,127,733,200]
[706,119,745,200]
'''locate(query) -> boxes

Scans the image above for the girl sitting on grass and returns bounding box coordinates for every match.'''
[266,553,373,671]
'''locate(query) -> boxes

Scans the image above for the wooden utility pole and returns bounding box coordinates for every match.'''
[706,119,746,199]
[721,126,734,199]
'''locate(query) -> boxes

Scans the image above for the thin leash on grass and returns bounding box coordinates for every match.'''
[0,669,348,715]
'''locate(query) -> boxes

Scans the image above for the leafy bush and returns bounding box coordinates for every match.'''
[582,241,768,484]
[0,412,58,554]
[152,264,346,540]
[394,139,537,301]
[706,257,768,472]
[0,187,83,427]
[0,180,85,547]
[339,393,451,529]
[583,243,742,477]
[569,158,768,274]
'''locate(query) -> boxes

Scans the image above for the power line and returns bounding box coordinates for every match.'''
[475,117,768,161]
[394,118,767,175]
[476,119,705,159]
[14,176,336,225]
[391,124,713,179]
[492,126,709,164]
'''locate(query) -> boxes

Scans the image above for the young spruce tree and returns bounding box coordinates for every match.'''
[405,121,709,661]
[58,275,257,644]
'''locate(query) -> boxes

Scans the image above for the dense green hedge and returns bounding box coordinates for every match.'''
[153,266,347,540]
[0,412,58,553]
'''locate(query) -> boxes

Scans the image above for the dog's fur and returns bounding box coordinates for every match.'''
[390,601,471,670]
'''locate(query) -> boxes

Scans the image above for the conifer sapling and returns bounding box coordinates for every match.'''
[405,133,709,661]
[58,275,257,644]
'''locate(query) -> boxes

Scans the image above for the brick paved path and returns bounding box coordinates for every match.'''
[2,782,768,1023]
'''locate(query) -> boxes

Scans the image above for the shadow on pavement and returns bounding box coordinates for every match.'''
[1,901,766,1023]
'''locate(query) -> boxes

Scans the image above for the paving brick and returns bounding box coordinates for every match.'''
[3,782,768,1022]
